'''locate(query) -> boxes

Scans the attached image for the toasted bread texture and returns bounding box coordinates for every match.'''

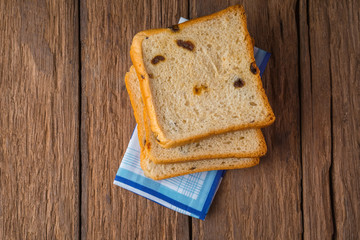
[130,5,275,148]
[125,66,267,164]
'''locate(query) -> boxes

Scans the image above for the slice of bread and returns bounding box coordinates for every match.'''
[124,68,260,180]
[130,5,275,148]
[126,66,267,164]
[140,151,259,180]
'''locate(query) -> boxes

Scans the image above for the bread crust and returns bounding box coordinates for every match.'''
[131,5,275,148]
[124,66,145,148]
[143,107,267,163]
[127,65,267,163]
[126,67,261,180]
[141,152,260,180]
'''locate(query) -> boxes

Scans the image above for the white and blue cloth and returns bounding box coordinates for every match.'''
[114,18,270,220]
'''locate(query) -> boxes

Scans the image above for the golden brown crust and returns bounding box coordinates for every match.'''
[143,109,267,163]
[153,119,273,149]
[139,144,153,179]
[149,139,266,163]
[124,66,146,149]
[142,155,260,180]
[131,4,275,148]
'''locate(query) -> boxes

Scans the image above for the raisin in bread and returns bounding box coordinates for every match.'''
[125,66,266,164]
[125,68,260,180]
[130,5,275,148]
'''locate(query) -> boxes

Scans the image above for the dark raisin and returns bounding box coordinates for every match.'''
[189,167,196,170]
[140,75,145,79]
[168,24,180,32]
[250,62,258,74]
[155,136,160,143]
[233,78,245,88]
[176,40,195,51]
[151,55,165,65]
[250,120,255,123]
[193,86,201,95]
[148,73,154,78]
[146,142,151,150]
[145,37,149,39]
[143,139,146,145]
[193,84,208,95]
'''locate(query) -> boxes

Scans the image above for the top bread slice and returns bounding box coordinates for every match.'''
[125,66,266,163]
[131,5,275,148]
[124,67,260,180]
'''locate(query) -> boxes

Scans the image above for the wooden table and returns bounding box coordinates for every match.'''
[1,0,359,239]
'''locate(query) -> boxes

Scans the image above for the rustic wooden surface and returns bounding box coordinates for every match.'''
[327,1,360,239]
[300,0,334,238]
[0,0,80,239]
[1,0,359,239]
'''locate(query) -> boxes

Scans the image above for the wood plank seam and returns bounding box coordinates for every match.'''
[79,0,89,238]
[301,0,336,238]
[295,1,305,239]
[329,55,337,239]
[305,0,313,238]
[78,0,82,240]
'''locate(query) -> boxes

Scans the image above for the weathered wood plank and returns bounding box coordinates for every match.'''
[327,0,360,238]
[80,0,190,239]
[299,0,334,238]
[301,0,360,238]
[0,0,79,239]
[190,1,303,239]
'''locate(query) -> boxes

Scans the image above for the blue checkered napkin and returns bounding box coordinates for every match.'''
[114,18,271,220]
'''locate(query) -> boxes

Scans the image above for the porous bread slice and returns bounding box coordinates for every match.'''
[126,66,267,164]
[136,112,259,180]
[140,151,259,180]
[130,5,275,148]
[124,68,260,180]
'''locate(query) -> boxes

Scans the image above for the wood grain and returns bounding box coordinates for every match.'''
[80,0,190,239]
[299,0,334,238]
[1,0,359,238]
[328,0,360,238]
[0,0,79,239]
[300,0,360,239]
[191,0,302,239]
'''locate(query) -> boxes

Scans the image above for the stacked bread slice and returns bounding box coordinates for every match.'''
[125,5,275,180]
